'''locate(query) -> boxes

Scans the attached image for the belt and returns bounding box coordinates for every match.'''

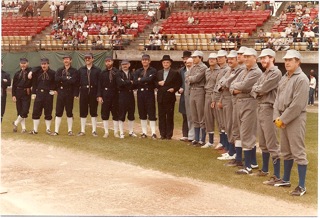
[190,87,204,90]
[235,93,251,98]
[258,103,273,106]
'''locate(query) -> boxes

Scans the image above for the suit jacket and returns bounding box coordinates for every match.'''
[178,66,187,114]
[156,68,182,104]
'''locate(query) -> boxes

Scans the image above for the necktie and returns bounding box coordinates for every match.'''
[42,71,49,80]
[87,69,91,86]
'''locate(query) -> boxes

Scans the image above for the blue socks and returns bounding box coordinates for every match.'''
[262,152,270,173]
[283,159,294,182]
[273,158,280,179]
[200,128,206,143]
[244,150,252,169]
[194,127,200,142]
[298,164,307,188]
[228,143,236,156]
[235,147,242,162]
[251,145,257,165]
[208,133,214,144]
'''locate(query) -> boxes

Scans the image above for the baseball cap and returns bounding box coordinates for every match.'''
[208,53,218,59]
[227,50,238,58]
[282,49,302,60]
[121,59,130,64]
[259,49,276,58]
[63,54,72,59]
[237,46,248,54]
[217,50,228,57]
[243,48,258,57]
[105,56,113,61]
[20,58,28,63]
[84,53,93,58]
[40,58,49,64]
[142,54,150,59]
[191,50,204,57]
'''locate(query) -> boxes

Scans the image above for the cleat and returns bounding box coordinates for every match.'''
[77,132,85,136]
[224,159,243,167]
[274,179,291,187]
[251,164,259,169]
[140,133,147,138]
[92,131,98,137]
[201,142,213,148]
[29,130,38,135]
[120,134,125,139]
[179,137,188,142]
[129,132,137,137]
[50,132,59,136]
[191,140,198,146]
[263,175,281,186]
[12,122,18,132]
[214,143,223,150]
[68,131,74,136]
[21,129,27,133]
[217,153,236,160]
[46,129,52,135]
[151,134,157,139]
[290,186,306,196]
[103,133,109,138]
[252,170,269,177]
[236,167,252,175]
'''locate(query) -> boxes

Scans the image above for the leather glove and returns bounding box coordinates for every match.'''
[274,117,283,128]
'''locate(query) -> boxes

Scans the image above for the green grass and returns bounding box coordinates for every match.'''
[1,94,318,207]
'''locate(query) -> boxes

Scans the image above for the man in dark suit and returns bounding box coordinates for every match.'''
[156,55,182,140]
[293,28,305,42]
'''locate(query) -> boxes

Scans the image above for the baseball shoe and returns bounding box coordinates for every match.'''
[252,170,269,177]
[217,153,236,160]
[151,134,157,139]
[251,164,259,169]
[224,159,243,167]
[191,140,198,146]
[114,132,120,138]
[77,132,85,136]
[46,129,52,135]
[120,134,125,139]
[12,122,18,132]
[21,129,27,133]
[103,133,109,138]
[201,142,213,148]
[140,133,147,138]
[236,167,252,175]
[290,186,306,196]
[50,132,59,136]
[263,175,281,186]
[29,130,38,135]
[92,131,98,137]
[68,131,74,136]
[273,179,291,187]
[214,143,223,150]
[129,132,137,137]
[180,137,188,142]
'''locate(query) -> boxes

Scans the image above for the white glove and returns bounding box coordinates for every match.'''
[28,71,33,79]
[3,79,7,82]
[31,94,36,100]
[49,90,55,95]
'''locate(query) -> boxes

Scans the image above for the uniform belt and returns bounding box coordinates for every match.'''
[235,93,251,98]
[258,103,273,106]
[191,87,204,90]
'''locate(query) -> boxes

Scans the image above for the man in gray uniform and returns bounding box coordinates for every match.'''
[272,50,309,196]
[213,50,230,152]
[202,53,219,148]
[186,50,208,146]
[250,49,282,179]
[230,48,262,174]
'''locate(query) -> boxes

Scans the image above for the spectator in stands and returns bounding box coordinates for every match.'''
[256,28,266,43]
[266,35,276,49]
[147,8,156,22]
[82,28,88,39]
[111,13,118,24]
[97,1,103,13]
[294,17,304,30]
[88,23,97,31]
[83,13,88,24]
[118,23,126,34]
[72,35,78,50]
[125,20,131,29]
[286,2,295,12]
[152,23,162,34]
[159,1,166,19]
[78,33,86,44]
[154,36,162,50]
[85,1,93,13]
[112,1,118,14]
[293,28,304,42]
[25,3,34,17]
[274,35,286,51]
[130,20,139,29]
[146,36,155,50]
[228,31,235,43]
[211,31,220,43]
[220,30,226,42]
[137,1,142,11]
[50,2,57,20]
[187,13,194,25]
[279,10,287,22]
[161,32,168,43]
[58,2,65,21]
[194,18,200,25]
[235,31,242,49]
[295,2,302,12]
[296,9,303,17]
[164,35,176,50]
[284,23,293,36]
[306,37,314,51]
[311,22,319,37]
[111,24,119,34]
[93,36,104,50]
[113,31,123,50]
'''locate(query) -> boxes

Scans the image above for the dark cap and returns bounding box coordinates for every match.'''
[141,54,150,60]
[40,58,49,64]
[63,54,72,59]
[105,56,113,61]
[84,53,93,58]
[160,55,173,63]
[20,57,28,63]
[181,50,192,58]
[121,59,130,64]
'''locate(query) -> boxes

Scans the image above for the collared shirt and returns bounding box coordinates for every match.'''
[163,69,169,81]
[204,65,220,93]
[310,77,316,89]
[187,61,208,89]
[213,63,230,102]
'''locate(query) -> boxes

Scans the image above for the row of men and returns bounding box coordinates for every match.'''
[176,47,308,197]
[1,47,309,196]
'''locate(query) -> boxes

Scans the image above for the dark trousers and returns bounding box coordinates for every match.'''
[158,101,175,139]
[309,88,315,105]
[32,91,53,120]
[182,113,188,138]
[1,92,6,121]
[79,89,98,118]
[101,90,118,120]
[15,89,31,118]
[137,90,156,120]
[119,91,135,121]
[55,90,74,117]
[160,10,165,19]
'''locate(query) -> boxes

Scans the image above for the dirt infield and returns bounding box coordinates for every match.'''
[0,138,317,216]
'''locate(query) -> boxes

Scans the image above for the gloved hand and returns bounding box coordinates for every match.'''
[274,117,283,128]
[49,90,55,95]
[31,94,36,100]
[28,71,33,79]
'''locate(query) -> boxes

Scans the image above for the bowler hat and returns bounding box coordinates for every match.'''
[160,55,173,62]
[181,50,192,58]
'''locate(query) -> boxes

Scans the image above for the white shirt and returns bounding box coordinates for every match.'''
[130,22,138,29]
[50,4,56,12]
[310,77,316,89]
[59,4,64,11]
[148,10,155,17]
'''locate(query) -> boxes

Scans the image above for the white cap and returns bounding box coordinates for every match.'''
[191,50,204,57]
[217,50,228,57]
[259,49,276,58]
[208,53,218,59]
[227,50,238,58]
[282,49,302,60]
[243,48,258,57]
[237,46,248,54]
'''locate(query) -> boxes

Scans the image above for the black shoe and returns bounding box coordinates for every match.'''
[29,130,38,135]
[151,134,157,139]
[160,136,166,140]
[166,137,172,140]
[192,140,198,146]
[140,133,147,138]
[290,186,306,196]
[12,122,17,132]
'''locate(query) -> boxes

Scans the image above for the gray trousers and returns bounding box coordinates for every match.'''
[280,112,308,165]
[231,97,240,144]
[257,105,280,159]
[204,93,215,132]
[236,98,257,150]
[222,95,233,143]
[214,106,224,132]
[190,88,205,129]
[184,91,195,140]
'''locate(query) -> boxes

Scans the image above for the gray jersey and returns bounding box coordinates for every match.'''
[187,62,208,88]
[213,63,230,102]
